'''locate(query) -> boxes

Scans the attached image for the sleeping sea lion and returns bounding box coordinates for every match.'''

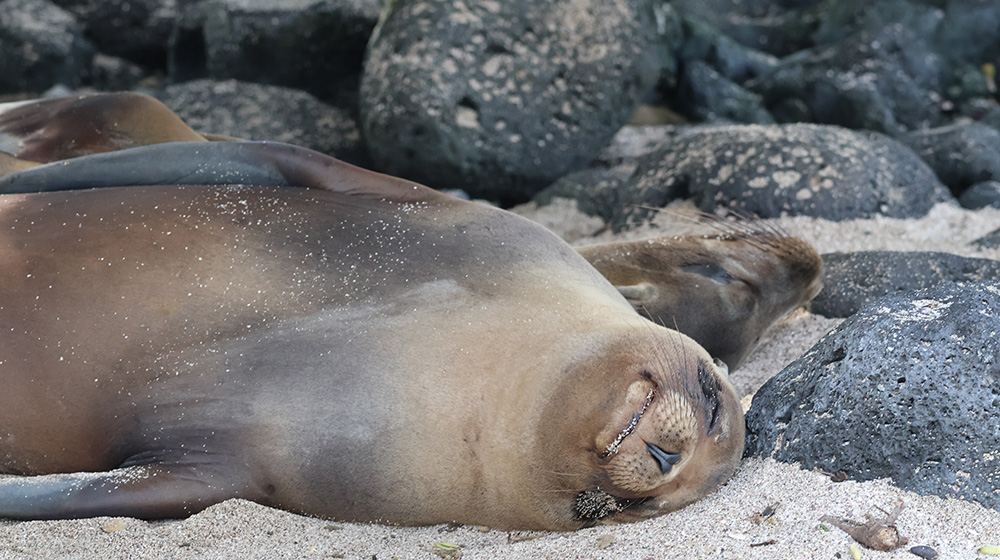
[0,93,821,530]
[577,222,823,370]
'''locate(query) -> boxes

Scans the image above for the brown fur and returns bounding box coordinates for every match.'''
[577,218,822,370]
[0,93,820,531]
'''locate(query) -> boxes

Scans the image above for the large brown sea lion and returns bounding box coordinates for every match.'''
[0,93,820,530]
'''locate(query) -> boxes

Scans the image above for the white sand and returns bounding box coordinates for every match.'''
[2,201,999,559]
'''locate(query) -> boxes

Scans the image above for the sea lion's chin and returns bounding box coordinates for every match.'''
[579,359,745,525]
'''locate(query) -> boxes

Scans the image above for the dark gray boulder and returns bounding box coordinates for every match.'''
[752,24,948,135]
[170,0,381,104]
[669,0,820,57]
[900,123,1000,197]
[51,0,178,69]
[0,0,95,93]
[614,123,951,229]
[675,16,780,84]
[156,79,368,166]
[360,0,659,204]
[660,14,780,124]
[811,251,1000,318]
[749,0,1000,134]
[674,61,773,124]
[532,168,628,223]
[746,281,1000,510]
[959,181,1000,210]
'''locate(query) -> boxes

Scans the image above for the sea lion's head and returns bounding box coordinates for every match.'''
[577,224,823,371]
[536,325,744,529]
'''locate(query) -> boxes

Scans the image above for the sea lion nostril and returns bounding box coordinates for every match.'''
[645,442,682,475]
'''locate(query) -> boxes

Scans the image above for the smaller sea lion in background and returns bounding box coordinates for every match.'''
[577,221,823,371]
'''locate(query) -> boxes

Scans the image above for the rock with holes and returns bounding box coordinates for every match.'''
[811,251,1000,318]
[360,0,660,204]
[611,123,951,230]
[746,281,1000,510]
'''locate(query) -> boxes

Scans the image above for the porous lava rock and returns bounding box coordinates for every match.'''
[360,0,659,203]
[746,281,1000,510]
[170,0,381,104]
[613,123,951,229]
[811,251,1000,318]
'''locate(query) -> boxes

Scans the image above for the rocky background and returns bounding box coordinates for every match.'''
[2,0,1000,557]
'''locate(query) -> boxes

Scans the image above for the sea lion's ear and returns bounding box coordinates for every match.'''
[614,283,658,308]
[0,152,40,177]
[0,92,208,163]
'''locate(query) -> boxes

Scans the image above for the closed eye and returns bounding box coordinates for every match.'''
[698,362,723,435]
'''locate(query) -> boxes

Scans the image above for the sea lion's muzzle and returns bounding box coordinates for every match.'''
[645,442,682,475]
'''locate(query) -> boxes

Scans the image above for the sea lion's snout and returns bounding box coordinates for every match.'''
[645,442,682,475]
[581,342,744,526]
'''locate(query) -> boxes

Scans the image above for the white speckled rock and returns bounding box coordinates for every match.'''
[359,0,659,203]
[747,280,1000,510]
[614,123,953,229]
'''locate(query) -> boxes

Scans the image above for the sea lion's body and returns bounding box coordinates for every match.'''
[0,93,820,530]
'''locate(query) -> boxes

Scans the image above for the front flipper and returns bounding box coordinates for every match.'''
[0,141,454,205]
[0,462,256,520]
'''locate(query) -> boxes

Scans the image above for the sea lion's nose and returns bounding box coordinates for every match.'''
[645,442,682,475]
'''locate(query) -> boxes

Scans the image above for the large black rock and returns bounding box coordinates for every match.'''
[900,123,1000,198]
[156,79,368,167]
[812,251,1000,318]
[614,123,951,229]
[170,0,380,104]
[51,0,177,69]
[746,281,1000,510]
[959,181,1000,210]
[360,0,659,204]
